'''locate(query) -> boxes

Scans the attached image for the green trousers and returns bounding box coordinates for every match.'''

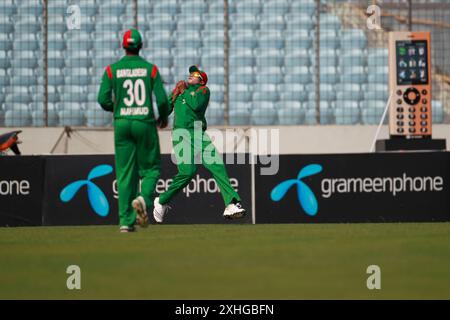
[159,129,241,206]
[114,119,161,227]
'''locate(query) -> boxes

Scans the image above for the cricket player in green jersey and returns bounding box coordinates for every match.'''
[153,66,246,222]
[97,29,169,233]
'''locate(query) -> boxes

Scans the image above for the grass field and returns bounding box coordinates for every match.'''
[0,223,449,299]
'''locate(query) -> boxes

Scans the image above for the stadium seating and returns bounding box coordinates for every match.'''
[0,0,446,127]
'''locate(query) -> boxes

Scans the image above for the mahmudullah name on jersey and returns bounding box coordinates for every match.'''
[116,68,147,78]
[120,107,149,116]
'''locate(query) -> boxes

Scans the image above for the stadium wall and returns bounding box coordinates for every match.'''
[5,125,450,155]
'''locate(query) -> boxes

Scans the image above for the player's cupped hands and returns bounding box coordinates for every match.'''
[171,80,187,103]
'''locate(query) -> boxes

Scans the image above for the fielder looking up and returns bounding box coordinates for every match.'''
[97,29,169,233]
[153,66,246,222]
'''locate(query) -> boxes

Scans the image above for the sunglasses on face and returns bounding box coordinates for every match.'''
[190,72,203,79]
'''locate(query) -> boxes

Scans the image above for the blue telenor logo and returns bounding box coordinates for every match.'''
[60,164,113,217]
[270,164,323,216]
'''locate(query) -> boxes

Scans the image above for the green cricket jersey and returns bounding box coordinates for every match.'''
[97,55,169,123]
[169,84,210,130]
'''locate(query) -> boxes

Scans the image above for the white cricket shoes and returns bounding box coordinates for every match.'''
[223,202,246,220]
[119,226,135,233]
[132,196,149,228]
[153,197,170,223]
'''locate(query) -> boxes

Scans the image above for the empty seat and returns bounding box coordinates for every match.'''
[251,102,277,125]
[368,48,388,68]
[208,84,225,102]
[203,37,225,50]
[98,1,126,16]
[206,67,225,86]
[363,84,388,101]
[47,33,65,51]
[284,66,312,84]
[340,49,367,67]
[361,100,385,124]
[153,1,178,15]
[95,16,123,33]
[320,14,341,30]
[291,0,316,16]
[230,84,253,102]
[0,50,11,69]
[229,108,251,126]
[260,15,286,30]
[203,13,224,26]
[0,69,9,86]
[0,16,14,34]
[432,100,444,123]
[336,83,363,101]
[31,102,58,126]
[286,14,315,31]
[149,50,173,69]
[18,0,43,15]
[201,50,224,69]
[205,102,225,126]
[285,32,312,50]
[0,34,12,51]
[253,84,279,102]
[48,2,67,15]
[11,68,37,86]
[254,49,284,67]
[229,67,254,85]
[335,101,360,124]
[304,101,335,125]
[64,68,91,86]
[147,14,176,32]
[93,34,119,51]
[255,67,284,84]
[341,66,367,83]
[85,106,113,127]
[368,67,388,84]
[258,31,284,50]
[15,15,41,33]
[311,49,337,67]
[307,84,336,102]
[280,83,308,102]
[11,51,38,68]
[0,0,16,15]
[341,29,368,50]
[230,34,257,50]
[58,109,85,126]
[235,0,261,15]
[173,52,201,71]
[93,51,119,69]
[5,105,32,127]
[65,33,93,51]
[47,68,65,86]
[178,14,203,29]
[230,49,254,68]
[319,30,340,49]
[47,16,66,33]
[65,51,92,68]
[180,0,207,15]
[284,49,311,68]
[320,66,339,84]
[277,101,305,125]
[262,0,289,15]
[176,34,202,50]
[59,85,85,103]
[13,34,40,51]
